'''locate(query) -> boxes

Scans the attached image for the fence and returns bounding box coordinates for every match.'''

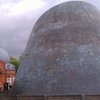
[0,95,100,100]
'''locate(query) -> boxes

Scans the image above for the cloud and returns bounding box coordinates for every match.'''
[9,0,47,16]
[0,0,47,58]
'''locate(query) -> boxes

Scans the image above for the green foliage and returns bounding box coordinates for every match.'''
[10,57,20,72]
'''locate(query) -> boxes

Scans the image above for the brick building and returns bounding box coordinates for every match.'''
[0,48,16,92]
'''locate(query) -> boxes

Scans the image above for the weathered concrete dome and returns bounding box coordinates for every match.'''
[13,1,100,95]
[0,48,10,62]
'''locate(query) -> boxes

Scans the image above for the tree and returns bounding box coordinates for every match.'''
[10,57,20,72]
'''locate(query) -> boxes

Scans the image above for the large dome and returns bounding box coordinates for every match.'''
[0,48,10,62]
[13,1,100,95]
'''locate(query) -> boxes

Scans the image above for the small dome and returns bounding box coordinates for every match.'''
[0,48,10,62]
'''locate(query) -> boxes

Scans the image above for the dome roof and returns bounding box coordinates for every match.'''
[13,1,100,95]
[0,48,10,62]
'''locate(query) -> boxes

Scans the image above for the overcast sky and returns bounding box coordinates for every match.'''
[0,0,100,58]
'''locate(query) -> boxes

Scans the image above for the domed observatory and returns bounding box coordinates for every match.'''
[0,48,10,63]
[13,1,100,95]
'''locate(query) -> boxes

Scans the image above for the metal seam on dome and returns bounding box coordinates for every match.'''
[81,2,100,35]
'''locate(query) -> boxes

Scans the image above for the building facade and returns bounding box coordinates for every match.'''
[0,48,16,92]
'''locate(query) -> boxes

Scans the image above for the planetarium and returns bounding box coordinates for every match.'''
[13,0,100,97]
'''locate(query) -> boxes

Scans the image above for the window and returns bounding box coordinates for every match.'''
[13,77,15,82]
[7,76,11,85]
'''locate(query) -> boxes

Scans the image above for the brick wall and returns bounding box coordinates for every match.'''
[0,61,6,91]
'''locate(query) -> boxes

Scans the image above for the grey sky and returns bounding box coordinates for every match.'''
[0,0,100,58]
